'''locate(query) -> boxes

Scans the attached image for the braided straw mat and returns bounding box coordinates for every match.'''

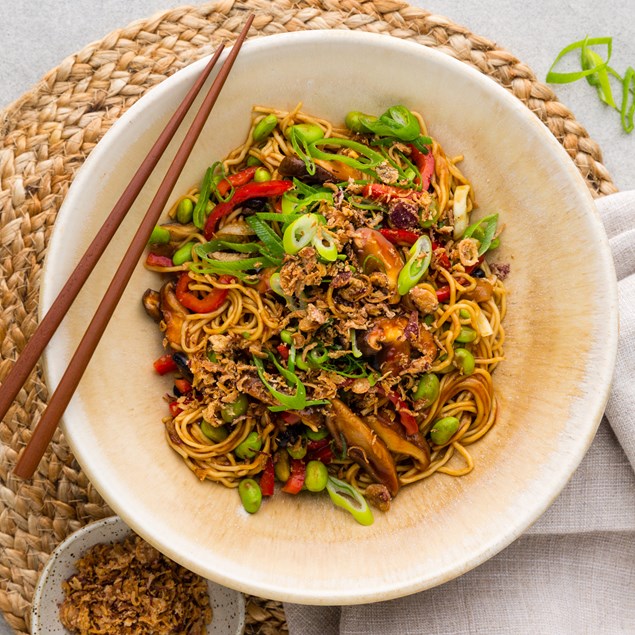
[0,0,618,633]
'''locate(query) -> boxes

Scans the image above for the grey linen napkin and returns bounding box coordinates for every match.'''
[284,191,635,634]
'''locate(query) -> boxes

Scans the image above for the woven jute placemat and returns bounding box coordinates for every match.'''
[0,0,617,633]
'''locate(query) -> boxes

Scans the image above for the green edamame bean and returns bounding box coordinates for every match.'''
[274,449,290,482]
[285,123,324,144]
[305,427,329,441]
[413,373,440,405]
[238,478,262,513]
[246,155,262,167]
[172,241,195,266]
[254,167,271,182]
[344,110,376,133]
[200,420,228,442]
[456,326,477,343]
[305,460,328,492]
[253,114,278,142]
[430,416,460,445]
[235,431,262,459]
[454,348,475,376]
[176,198,194,224]
[280,330,294,345]
[287,437,307,460]
[221,394,249,423]
[148,225,170,244]
[459,309,471,320]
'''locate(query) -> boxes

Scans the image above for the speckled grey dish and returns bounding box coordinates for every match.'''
[30,516,245,634]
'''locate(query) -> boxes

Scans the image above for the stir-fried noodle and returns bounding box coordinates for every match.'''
[143,104,506,519]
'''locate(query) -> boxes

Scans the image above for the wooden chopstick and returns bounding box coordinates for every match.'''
[0,46,225,427]
[12,14,255,479]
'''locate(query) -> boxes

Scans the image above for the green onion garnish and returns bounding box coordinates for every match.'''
[546,36,635,133]
[192,166,215,230]
[325,476,374,526]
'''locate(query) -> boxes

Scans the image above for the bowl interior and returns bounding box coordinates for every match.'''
[40,31,617,604]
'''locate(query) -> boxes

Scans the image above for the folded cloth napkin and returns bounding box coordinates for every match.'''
[284,191,635,635]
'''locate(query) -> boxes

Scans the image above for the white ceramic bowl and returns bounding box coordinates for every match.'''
[40,31,618,604]
[31,516,245,634]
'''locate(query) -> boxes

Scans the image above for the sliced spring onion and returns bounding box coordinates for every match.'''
[452,184,471,240]
[350,329,363,358]
[325,476,374,526]
[475,308,493,337]
[254,212,302,225]
[581,40,616,107]
[252,354,307,411]
[245,216,285,259]
[192,166,215,230]
[397,235,432,296]
[321,355,370,379]
[346,105,432,153]
[546,36,635,133]
[308,138,386,174]
[546,36,612,84]
[208,161,234,203]
[620,66,635,132]
[215,241,262,253]
[420,199,440,229]
[269,272,286,297]
[312,228,338,261]
[307,344,329,367]
[463,213,499,255]
[282,214,319,255]
[288,126,317,176]
[345,194,385,212]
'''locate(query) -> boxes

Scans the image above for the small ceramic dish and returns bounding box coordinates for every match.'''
[30,516,245,634]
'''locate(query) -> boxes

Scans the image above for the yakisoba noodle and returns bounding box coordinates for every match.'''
[143,104,507,523]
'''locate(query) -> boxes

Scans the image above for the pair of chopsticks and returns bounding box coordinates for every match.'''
[2,15,255,479]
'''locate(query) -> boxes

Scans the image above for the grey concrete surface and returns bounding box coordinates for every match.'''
[0,1,633,633]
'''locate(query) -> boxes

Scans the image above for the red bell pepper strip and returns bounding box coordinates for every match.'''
[436,285,451,303]
[175,272,234,314]
[146,253,174,268]
[379,228,420,246]
[174,378,192,394]
[168,401,183,417]
[260,457,275,497]
[307,438,330,453]
[154,354,178,375]
[410,144,435,190]
[279,411,301,425]
[204,180,294,238]
[216,166,257,198]
[276,344,290,361]
[431,241,451,269]
[362,183,413,200]
[307,438,334,464]
[309,444,334,464]
[281,459,306,494]
[464,256,485,274]
[387,391,419,436]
